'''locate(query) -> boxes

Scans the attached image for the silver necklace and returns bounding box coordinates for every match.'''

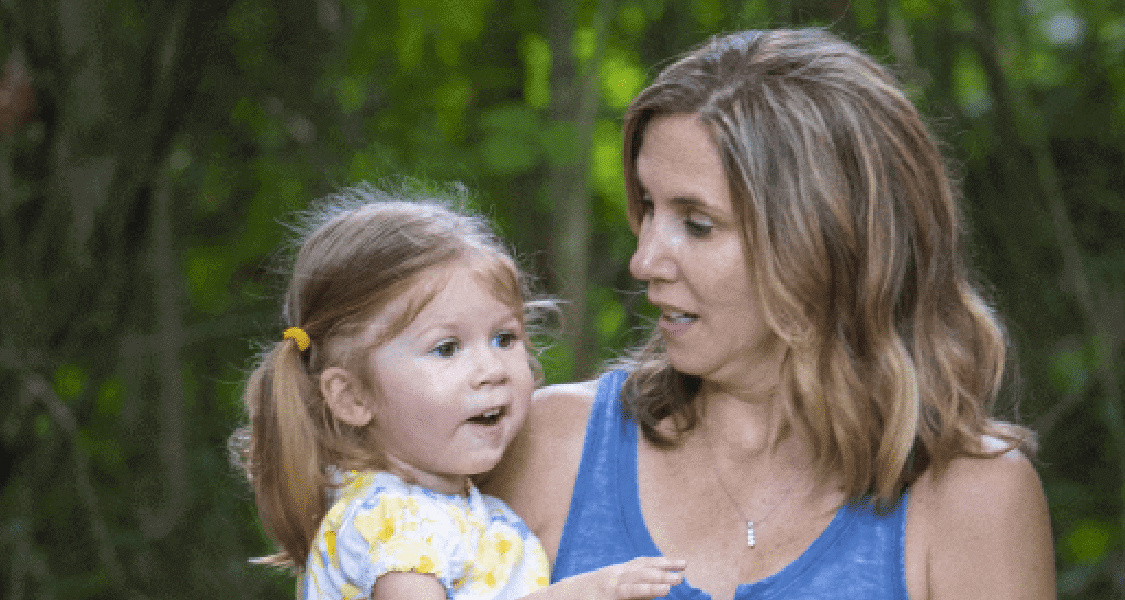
[702,431,808,549]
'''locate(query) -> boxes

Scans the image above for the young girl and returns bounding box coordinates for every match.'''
[231,184,684,600]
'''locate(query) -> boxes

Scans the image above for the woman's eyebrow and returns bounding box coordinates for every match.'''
[669,195,719,213]
[669,195,702,206]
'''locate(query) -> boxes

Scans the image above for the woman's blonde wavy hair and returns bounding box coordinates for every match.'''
[619,28,1035,503]
[229,183,548,570]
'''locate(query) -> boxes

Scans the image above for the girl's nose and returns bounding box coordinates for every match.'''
[473,347,510,387]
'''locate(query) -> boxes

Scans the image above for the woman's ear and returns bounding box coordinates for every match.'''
[320,367,374,427]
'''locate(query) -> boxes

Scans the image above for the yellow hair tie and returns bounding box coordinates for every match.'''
[283,327,311,351]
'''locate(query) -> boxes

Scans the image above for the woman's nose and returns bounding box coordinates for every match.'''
[629,221,676,282]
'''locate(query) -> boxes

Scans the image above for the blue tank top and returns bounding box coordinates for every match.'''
[552,370,910,599]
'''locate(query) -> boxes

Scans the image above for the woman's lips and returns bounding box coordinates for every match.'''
[659,310,699,334]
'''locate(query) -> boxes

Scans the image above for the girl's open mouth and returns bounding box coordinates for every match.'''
[467,406,506,426]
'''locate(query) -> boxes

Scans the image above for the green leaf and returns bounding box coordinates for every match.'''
[572,27,595,63]
[231,97,267,133]
[618,4,647,33]
[481,104,539,133]
[593,288,626,341]
[601,52,645,109]
[1065,519,1114,564]
[396,21,426,68]
[1048,338,1100,394]
[481,136,539,174]
[738,0,770,22]
[537,343,573,386]
[541,120,581,167]
[198,161,234,214]
[96,379,125,419]
[900,0,937,21]
[349,147,400,183]
[954,48,991,117]
[80,430,125,474]
[1049,349,1089,394]
[434,76,473,141]
[480,105,543,174]
[185,247,235,314]
[54,364,87,400]
[336,76,367,115]
[432,0,488,40]
[853,0,878,28]
[520,33,552,109]
[690,0,722,26]
[590,119,625,206]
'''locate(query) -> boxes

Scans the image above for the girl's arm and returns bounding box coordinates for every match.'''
[525,557,686,600]
[909,447,1055,600]
[371,572,447,600]
[370,557,686,600]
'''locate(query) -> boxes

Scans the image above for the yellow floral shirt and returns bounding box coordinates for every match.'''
[302,472,550,600]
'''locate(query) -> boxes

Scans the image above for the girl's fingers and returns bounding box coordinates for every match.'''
[618,582,675,599]
[624,556,687,572]
[614,558,685,599]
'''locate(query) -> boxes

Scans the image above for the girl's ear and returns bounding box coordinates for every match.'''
[320,367,374,427]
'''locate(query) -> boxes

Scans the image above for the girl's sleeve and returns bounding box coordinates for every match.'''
[324,490,473,599]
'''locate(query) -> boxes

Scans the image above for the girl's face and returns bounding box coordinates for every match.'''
[629,113,783,394]
[365,266,534,495]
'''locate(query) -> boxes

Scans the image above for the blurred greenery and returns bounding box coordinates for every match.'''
[1,0,1122,598]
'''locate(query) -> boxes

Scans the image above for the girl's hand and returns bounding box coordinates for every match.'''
[531,556,687,600]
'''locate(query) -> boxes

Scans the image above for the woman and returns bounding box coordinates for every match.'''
[484,28,1054,600]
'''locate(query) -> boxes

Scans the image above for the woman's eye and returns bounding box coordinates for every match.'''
[634,195,654,224]
[493,330,520,349]
[685,217,713,237]
[430,340,459,358]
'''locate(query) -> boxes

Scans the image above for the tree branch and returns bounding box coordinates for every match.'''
[25,373,126,591]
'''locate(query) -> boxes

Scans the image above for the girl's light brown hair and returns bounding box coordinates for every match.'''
[229,183,543,569]
[619,28,1035,503]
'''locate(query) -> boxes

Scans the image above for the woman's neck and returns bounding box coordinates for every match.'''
[693,382,816,474]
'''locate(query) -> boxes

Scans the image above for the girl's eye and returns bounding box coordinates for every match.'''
[493,330,520,349]
[430,339,459,358]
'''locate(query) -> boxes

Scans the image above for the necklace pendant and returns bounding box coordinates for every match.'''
[747,521,756,548]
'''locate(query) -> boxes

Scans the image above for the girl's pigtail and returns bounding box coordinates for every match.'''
[246,336,323,570]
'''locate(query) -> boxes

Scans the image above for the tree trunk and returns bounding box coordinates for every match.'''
[543,0,614,379]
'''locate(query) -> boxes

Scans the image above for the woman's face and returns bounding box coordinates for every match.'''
[629,113,781,393]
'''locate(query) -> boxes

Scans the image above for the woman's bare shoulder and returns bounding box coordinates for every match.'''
[908,443,1055,600]
[510,380,598,480]
[479,380,600,559]
[529,380,599,425]
[484,380,598,489]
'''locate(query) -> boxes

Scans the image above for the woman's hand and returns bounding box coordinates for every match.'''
[528,556,687,600]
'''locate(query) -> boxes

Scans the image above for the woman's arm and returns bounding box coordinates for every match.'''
[481,381,597,560]
[910,447,1055,600]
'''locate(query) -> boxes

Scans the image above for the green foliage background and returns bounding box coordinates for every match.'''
[1,0,1122,597]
